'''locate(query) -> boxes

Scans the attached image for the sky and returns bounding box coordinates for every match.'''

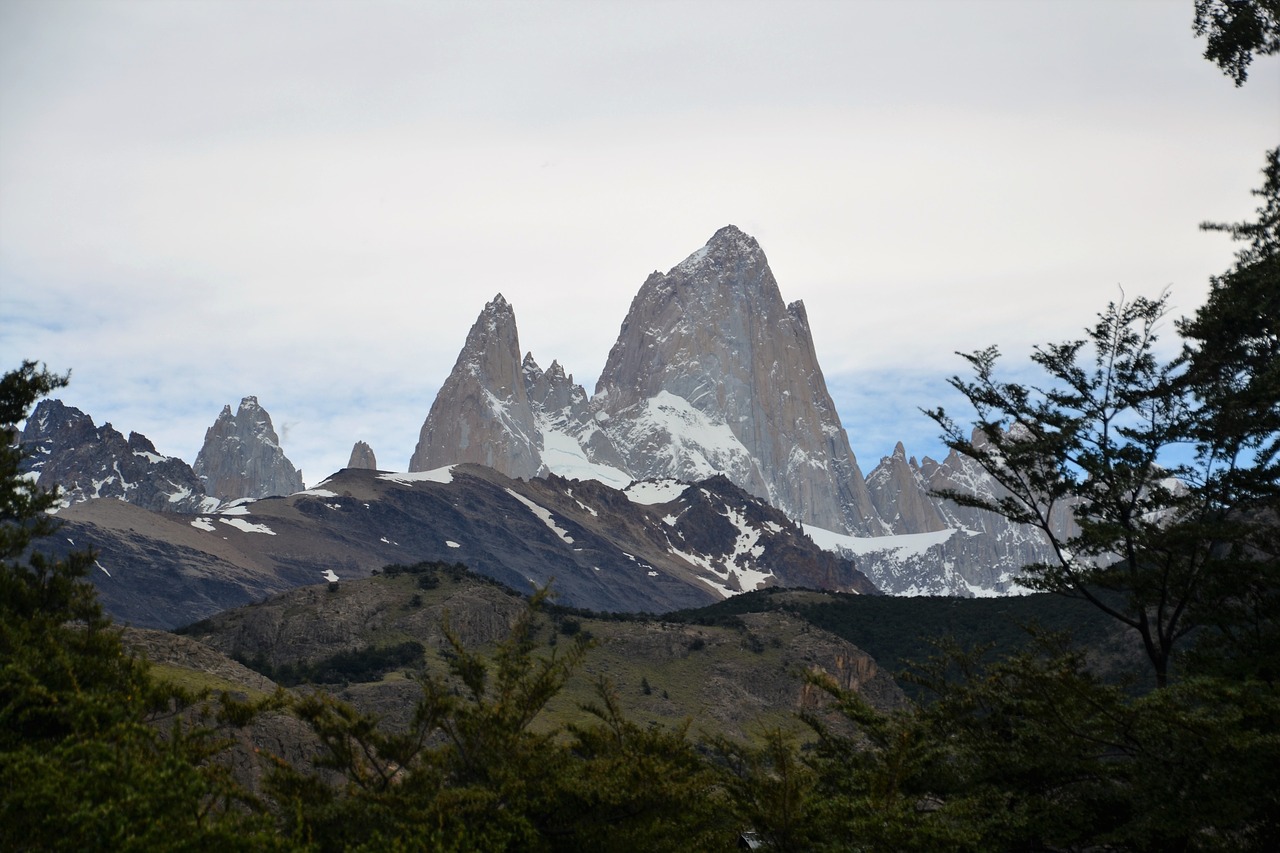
[2,0,1277,487]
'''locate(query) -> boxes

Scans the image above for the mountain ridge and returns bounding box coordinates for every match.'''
[41,464,877,630]
[408,225,1065,595]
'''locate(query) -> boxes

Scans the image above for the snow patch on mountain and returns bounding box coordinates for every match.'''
[219,517,276,535]
[538,425,632,488]
[505,488,574,544]
[802,524,959,559]
[379,466,456,486]
[625,479,687,505]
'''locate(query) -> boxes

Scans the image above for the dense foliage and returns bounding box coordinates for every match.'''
[0,363,285,851]
[1194,0,1280,85]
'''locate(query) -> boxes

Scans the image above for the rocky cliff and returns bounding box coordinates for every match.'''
[592,225,883,535]
[193,396,305,501]
[410,226,886,535]
[408,294,542,480]
[19,399,217,513]
[347,441,377,470]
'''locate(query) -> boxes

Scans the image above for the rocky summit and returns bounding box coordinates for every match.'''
[347,440,377,470]
[408,226,883,535]
[19,399,217,514]
[194,396,305,501]
[409,294,542,480]
[592,225,883,535]
[408,225,1067,596]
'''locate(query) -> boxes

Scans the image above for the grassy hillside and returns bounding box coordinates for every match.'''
[667,586,1146,697]
[175,562,906,742]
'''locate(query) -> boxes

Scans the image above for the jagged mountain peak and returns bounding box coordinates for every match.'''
[347,440,377,471]
[477,293,514,328]
[194,397,303,501]
[413,226,886,536]
[409,295,541,479]
[590,225,884,535]
[19,399,216,514]
[670,223,764,275]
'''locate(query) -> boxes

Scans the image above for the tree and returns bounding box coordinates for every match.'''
[802,634,1280,851]
[1178,148,1280,682]
[1193,0,1280,85]
[923,145,1279,688]
[0,361,281,851]
[267,589,729,850]
[923,292,1210,687]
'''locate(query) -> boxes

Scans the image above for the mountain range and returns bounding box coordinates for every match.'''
[21,225,1065,629]
[406,225,1062,596]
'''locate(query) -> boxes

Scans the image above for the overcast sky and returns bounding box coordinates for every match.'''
[2,0,1276,486]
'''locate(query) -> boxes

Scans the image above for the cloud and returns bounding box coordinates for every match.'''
[2,0,1275,486]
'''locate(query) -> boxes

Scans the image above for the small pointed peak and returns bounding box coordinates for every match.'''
[787,299,809,326]
[546,359,566,380]
[522,351,541,371]
[707,224,762,254]
[238,395,261,411]
[671,225,764,274]
[467,293,521,346]
[893,441,907,459]
[711,223,749,241]
[347,440,377,470]
[219,404,233,416]
[476,293,516,324]
[482,293,518,322]
[127,431,158,454]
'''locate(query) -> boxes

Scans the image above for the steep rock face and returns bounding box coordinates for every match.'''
[864,443,948,535]
[347,441,377,470]
[522,355,631,482]
[409,294,542,480]
[194,397,304,501]
[593,225,883,535]
[851,429,1074,595]
[19,399,215,513]
[405,228,1073,597]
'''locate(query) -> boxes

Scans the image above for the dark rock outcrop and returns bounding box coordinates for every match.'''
[19,399,215,513]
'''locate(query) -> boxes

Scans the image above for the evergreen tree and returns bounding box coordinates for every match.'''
[267,589,729,850]
[0,361,281,851]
